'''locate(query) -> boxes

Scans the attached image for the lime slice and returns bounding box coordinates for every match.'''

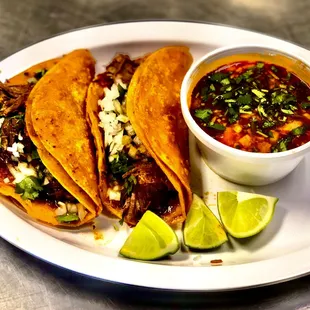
[119,210,179,260]
[183,194,228,249]
[217,191,278,238]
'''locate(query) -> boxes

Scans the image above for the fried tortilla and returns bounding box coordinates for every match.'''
[0,49,101,226]
[87,47,193,226]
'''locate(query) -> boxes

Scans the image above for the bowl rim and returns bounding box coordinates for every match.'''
[181,43,310,160]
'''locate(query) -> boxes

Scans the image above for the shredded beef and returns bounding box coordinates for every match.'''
[0,81,77,204]
[0,82,32,116]
[122,161,177,224]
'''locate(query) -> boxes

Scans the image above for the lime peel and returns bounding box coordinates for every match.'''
[119,210,180,260]
[217,191,278,239]
[183,194,228,249]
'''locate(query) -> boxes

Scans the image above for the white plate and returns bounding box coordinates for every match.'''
[0,21,310,292]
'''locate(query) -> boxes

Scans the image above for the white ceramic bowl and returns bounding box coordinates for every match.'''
[181,45,310,186]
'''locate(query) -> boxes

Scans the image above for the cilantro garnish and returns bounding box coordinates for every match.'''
[56,214,79,223]
[291,126,306,136]
[34,68,47,80]
[301,102,310,109]
[208,123,226,131]
[15,176,43,200]
[210,72,229,82]
[124,175,137,196]
[272,136,292,153]
[237,93,252,105]
[109,151,131,176]
[195,109,213,122]
[262,120,276,129]
[117,84,127,102]
[31,149,40,160]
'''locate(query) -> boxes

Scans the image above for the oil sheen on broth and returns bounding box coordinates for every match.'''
[190,61,310,153]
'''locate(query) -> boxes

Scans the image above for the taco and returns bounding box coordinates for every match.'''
[86,46,193,226]
[0,49,101,227]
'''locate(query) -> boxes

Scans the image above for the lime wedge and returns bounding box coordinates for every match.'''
[217,191,278,238]
[119,210,179,260]
[183,194,228,249]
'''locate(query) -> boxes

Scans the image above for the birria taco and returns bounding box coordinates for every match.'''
[86,46,193,226]
[0,49,102,227]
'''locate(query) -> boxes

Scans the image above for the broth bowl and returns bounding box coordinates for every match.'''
[181,45,310,186]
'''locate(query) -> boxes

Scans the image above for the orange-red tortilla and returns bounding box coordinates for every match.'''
[87,46,193,225]
[0,50,102,227]
[126,46,193,222]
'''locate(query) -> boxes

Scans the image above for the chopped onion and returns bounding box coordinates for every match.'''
[67,203,78,214]
[128,145,138,158]
[77,204,87,221]
[7,162,37,184]
[108,188,121,201]
[133,136,142,146]
[138,145,147,154]
[116,114,129,123]
[124,123,135,136]
[122,135,132,146]
[3,177,10,184]
[55,202,67,216]
[113,100,123,114]
[0,118,4,129]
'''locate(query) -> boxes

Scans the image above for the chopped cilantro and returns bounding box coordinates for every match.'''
[220,78,230,86]
[272,136,292,153]
[268,131,274,138]
[291,126,306,136]
[200,87,209,101]
[301,102,310,109]
[56,214,79,223]
[109,151,131,176]
[15,176,43,200]
[117,84,127,102]
[124,175,137,196]
[237,94,252,105]
[228,107,239,124]
[210,84,216,91]
[27,77,37,84]
[251,89,265,99]
[119,215,125,226]
[34,68,47,80]
[271,66,278,73]
[31,149,40,160]
[235,75,243,84]
[262,120,276,129]
[281,108,294,115]
[307,96,310,101]
[242,70,253,79]
[208,123,226,131]
[257,105,267,118]
[10,113,25,120]
[195,109,213,122]
[210,72,229,82]
[222,92,233,99]
[256,62,264,69]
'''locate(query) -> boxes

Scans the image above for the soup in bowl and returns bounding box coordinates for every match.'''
[181,45,310,186]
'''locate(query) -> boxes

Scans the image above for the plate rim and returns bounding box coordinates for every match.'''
[1,20,310,291]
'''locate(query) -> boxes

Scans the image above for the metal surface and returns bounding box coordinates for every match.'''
[1,0,310,308]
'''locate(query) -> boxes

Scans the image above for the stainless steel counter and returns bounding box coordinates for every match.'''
[1,0,310,308]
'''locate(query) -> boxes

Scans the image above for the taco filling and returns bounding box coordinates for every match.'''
[0,79,88,223]
[96,55,180,225]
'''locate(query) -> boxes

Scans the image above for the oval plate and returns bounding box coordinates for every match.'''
[0,21,310,291]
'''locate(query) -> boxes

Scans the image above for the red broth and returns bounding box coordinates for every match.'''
[190,61,310,153]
